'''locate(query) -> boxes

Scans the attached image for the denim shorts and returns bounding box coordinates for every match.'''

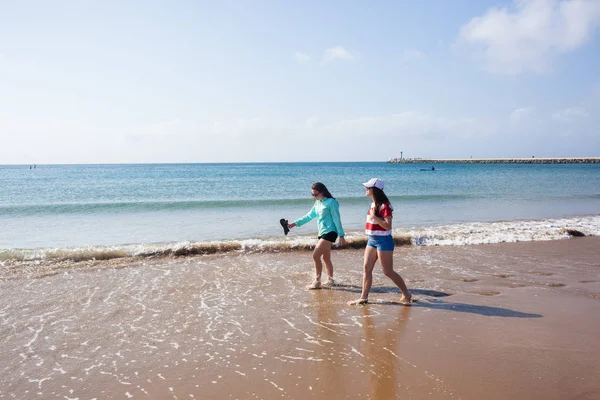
[367,235,395,251]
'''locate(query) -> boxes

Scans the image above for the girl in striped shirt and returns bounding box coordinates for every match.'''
[351,178,412,305]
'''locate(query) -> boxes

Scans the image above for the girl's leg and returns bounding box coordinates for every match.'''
[321,241,334,281]
[359,246,378,301]
[309,239,332,289]
[378,250,411,300]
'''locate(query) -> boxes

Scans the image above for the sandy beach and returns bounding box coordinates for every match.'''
[1,237,599,399]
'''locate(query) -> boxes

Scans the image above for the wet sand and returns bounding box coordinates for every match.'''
[1,237,599,399]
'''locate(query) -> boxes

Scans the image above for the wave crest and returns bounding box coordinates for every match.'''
[1,216,597,267]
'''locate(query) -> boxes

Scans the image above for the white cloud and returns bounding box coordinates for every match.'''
[4,101,597,163]
[127,112,491,144]
[458,0,600,74]
[305,116,319,129]
[551,105,589,122]
[507,106,546,136]
[319,111,494,140]
[509,107,535,125]
[295,52,310,62]
[324,46,354,62]
[130,119,193,137]
[401,49,427,63]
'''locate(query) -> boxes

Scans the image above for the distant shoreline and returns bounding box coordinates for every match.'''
[388,157,600,164]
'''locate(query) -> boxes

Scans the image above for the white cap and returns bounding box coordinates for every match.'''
[362,178,384,190]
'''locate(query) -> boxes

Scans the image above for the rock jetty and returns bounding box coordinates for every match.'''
[387,157,600,164]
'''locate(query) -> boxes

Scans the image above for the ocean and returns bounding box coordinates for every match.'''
[1,162,599,262]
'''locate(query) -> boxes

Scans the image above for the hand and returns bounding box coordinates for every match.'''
[288,222,296,229]
[338,236,347,247]
[369,208,377,218]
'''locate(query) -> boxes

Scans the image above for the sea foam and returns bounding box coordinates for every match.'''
[1,215,598,265]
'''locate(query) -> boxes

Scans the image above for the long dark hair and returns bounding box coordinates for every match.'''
[372,187,392,215]
[312,182,334,199]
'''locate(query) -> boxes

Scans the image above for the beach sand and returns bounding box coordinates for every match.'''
[1,237,599,399]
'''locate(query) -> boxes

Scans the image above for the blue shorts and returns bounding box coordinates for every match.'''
[367,235,395,251]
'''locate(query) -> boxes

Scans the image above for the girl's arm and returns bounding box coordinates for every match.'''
[291,204,317,228]
[330,200,345,237]
[369,208,393,230]
[330,200,347,246]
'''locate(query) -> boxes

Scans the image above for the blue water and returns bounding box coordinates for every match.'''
[1,162,599,250]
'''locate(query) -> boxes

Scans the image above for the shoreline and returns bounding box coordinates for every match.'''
[388,157,600,164]
[1,232,594,279]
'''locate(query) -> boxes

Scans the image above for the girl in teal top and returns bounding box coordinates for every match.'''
[287,182,347,289]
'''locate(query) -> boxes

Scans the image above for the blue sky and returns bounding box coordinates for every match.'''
[1,0,599,163]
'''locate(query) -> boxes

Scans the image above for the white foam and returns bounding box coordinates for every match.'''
[1,215,598,265]
[350,346,364,358]
[400,215,600,246]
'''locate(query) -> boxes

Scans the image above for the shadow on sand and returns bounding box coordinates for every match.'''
[332,285,451,298]
[411,299,542,318]
[332,285,542,318]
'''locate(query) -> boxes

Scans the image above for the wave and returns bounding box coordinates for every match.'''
[1,215,598,265]
[0,194,475,216]
[5,192,599,217]
[403,215,600,246]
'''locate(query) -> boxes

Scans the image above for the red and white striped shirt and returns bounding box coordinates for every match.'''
[365,202,393,236]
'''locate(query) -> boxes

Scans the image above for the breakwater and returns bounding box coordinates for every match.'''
[388,157,600,164]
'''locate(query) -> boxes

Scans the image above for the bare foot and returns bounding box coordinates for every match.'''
[322,277,336,288]
[307,280,322,290]
[348,298,368,305]
[399,294,413,306]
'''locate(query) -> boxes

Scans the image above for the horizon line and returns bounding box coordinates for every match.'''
[3,156,600,166]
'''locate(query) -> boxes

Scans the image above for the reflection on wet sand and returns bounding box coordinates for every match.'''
[361,305,411,398]
[310,291,346,395]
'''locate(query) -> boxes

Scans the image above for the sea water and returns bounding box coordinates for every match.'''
[1,162,599,261]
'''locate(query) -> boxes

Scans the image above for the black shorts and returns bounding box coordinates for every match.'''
[318,231,338,243]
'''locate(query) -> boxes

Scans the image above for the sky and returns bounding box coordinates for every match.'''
[1,0,600,164]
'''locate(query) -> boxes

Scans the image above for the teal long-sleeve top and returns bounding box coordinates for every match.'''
[293,197,345,237]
